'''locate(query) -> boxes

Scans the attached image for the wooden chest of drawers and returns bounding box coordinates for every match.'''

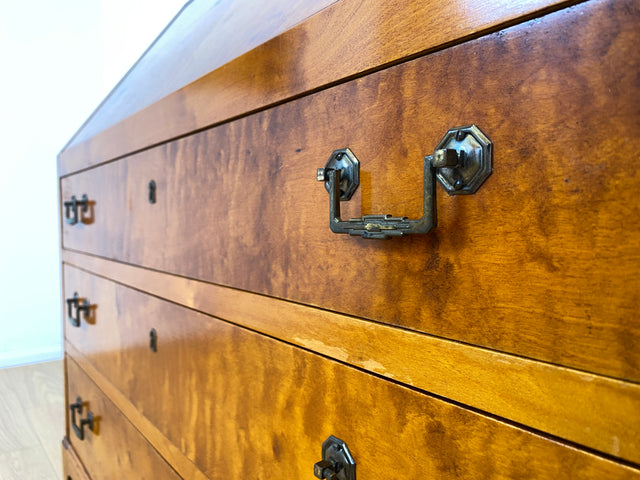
[58,0,640,478]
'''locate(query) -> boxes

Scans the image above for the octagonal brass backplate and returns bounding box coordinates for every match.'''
[314,435,356,480]
[432,125,492,195]
[318,148,360,200]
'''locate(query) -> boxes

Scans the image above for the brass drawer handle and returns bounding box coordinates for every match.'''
[63,194,88,225]
[316,125,492,239]
[70,396,94,440]
[66,292,90,328]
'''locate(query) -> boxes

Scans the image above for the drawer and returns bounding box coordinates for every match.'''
[63,266,637,479]
[60,0,640,383]
[57,0,575,176]
[62,437,90,480]
[65,356,180,480]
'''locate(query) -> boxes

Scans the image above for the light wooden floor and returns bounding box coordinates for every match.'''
[0,360,64,479]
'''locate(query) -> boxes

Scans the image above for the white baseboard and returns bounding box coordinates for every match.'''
[0,345,63,369]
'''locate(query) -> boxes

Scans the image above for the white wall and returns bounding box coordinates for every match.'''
[0,0,185,368]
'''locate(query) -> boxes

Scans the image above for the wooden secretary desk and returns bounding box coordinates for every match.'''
[58,0,640,478]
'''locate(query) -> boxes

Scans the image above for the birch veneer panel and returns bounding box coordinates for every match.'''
[58,0,640,477]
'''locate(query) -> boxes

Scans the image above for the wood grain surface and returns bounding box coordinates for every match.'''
[62,437,90,480]
[66,356,180,480]
[65,343,209,480]
[61,277,639,479]
[0,447,59,480]
[57,0,577,175]
[62,256,640,464]
[61,0,640,382]
[0,361,64,480]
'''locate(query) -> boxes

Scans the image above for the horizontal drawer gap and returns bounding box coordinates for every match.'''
[65,337,640,474]
[62,248,639,385]
[65,353,208,480]
[58,0,587,177]
[62,249,640,464]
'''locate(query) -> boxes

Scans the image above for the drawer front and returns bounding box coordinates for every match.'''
[63,266,638,479]
[65,356,180,480]
[58,0,577,176]
[62,437,91,480]
[61,0,640,381]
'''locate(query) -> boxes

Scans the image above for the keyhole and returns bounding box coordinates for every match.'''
[148,180,156,204]
[150,328,158,352]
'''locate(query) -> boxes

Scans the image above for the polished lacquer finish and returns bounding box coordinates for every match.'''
[65,358,180,479]
[58,0,640,478]
[58,0,581,175]
[62,437,90,480]
[62,0,640,381]
[62,266,637,479]
[62,254,640,465]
